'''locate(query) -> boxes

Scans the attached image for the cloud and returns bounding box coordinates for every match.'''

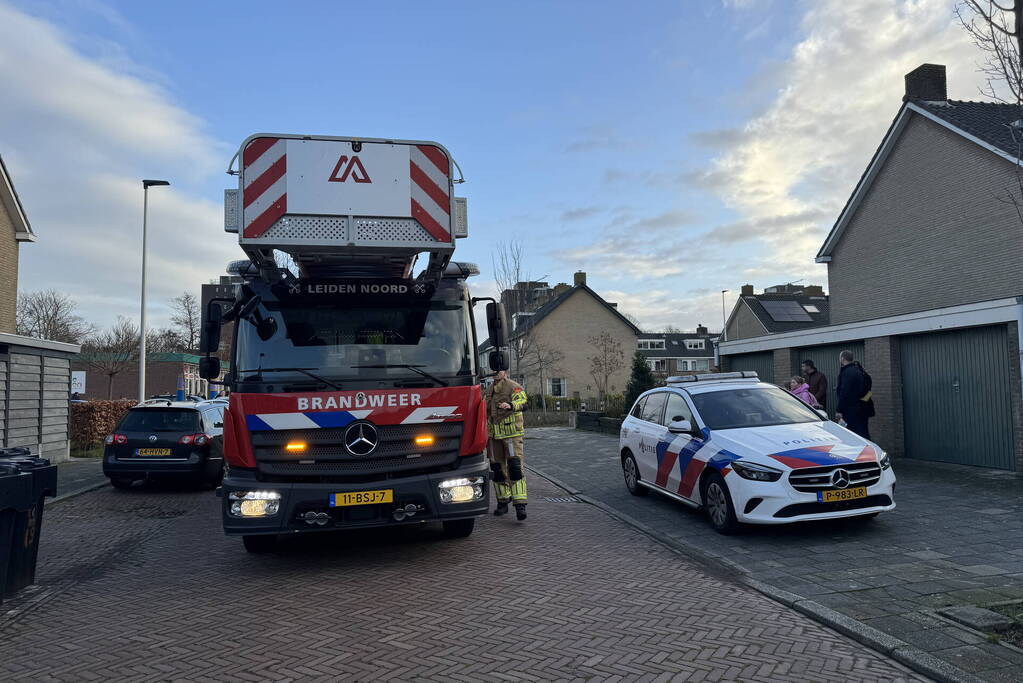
[564,125,635,153]
[560,206,604,221]
[0,3,236,331]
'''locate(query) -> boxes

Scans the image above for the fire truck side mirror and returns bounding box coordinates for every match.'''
[486,302,508,348]
[489,350,509,372]
[202,303,223,353]
[199,357,221,380]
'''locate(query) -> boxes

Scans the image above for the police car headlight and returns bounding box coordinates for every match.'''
[731,461,783,482]
[228,490,281,517]
[438,477,485,503]
[879,451,891,470]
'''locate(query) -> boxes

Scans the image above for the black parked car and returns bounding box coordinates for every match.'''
[103,400,226,489]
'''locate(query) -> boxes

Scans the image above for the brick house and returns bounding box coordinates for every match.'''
[484,272,641,401]
[73,352,219,400]
[720,64,1023,471]
[1,155,79,462]
[637,327,719,380]
[724,283,830,342]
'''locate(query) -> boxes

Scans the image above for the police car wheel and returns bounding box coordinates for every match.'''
[702,473,738,535]
[622,452,648,497]
[443,518,475,538]
[242,534,278,554]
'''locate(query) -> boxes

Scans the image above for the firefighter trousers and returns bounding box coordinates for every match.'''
[487,436,526,504]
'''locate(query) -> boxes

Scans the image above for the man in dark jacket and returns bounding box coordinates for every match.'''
[836,350,870,439]
[800,360,828,410]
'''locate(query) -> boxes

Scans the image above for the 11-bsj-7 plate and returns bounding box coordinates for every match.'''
[330,490,394,507]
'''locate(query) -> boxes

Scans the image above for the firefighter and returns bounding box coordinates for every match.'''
[486,369,528,520]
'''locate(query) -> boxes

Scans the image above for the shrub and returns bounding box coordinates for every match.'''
[70,400,136,448]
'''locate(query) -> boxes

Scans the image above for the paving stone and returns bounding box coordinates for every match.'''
[0,474,924,681]
[939,606,1015,632]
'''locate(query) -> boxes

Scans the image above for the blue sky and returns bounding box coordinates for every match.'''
[1,0,987,334]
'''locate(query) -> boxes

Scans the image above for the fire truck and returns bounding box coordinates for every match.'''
[199,134,509,553]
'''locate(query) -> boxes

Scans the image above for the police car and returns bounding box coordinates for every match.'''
[619,372,895,534]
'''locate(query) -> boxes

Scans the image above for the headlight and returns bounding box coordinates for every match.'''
[879,451,891,470]
[228,490,281,517]
[731,461,783,482]
[438,476,485,503]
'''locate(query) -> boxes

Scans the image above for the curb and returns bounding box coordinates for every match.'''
[46,479,109,507]
[527,462,984,683]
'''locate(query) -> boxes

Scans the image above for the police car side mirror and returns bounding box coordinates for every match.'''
[668,419,693,434]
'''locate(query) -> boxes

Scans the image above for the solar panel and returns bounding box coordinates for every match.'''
[761,300,813,322]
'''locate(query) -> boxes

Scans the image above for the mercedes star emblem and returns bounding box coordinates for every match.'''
[344,422,378,456]
[831,468,850,489]
[149,435,158,442]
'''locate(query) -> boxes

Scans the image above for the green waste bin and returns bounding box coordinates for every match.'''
[0,449,57,599]
[0,462,32,605]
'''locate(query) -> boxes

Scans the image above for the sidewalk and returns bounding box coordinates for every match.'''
[527,427,1023,683]
[52,457,106,500]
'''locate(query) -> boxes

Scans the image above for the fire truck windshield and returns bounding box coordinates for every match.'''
[235,299,475,386]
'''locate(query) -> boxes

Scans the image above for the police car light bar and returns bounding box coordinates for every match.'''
[666,371,759,386]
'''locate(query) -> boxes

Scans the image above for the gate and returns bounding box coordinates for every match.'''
[726,351,774,384]
[900,325,1015,469]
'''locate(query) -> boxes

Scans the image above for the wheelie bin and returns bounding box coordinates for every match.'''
[0,462,32,605]
[0,448,58,599]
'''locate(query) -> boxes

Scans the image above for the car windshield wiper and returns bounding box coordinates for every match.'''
[238,367,343,390]
[350,364,448,387]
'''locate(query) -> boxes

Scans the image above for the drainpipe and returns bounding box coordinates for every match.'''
[1017,297,1023,424]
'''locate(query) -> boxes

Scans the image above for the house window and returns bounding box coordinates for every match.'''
[684,339,705,350]
[638,340,666,350]
[652,359,667,372]
[692,359,711,371]
[549,378,566,397]
[680,360,689,371]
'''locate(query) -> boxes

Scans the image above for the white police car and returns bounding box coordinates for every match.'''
[619,372,895,534]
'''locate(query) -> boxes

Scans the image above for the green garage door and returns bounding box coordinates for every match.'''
[726,351,774,384]
[901,325,1015,469]
[797,341,864,419]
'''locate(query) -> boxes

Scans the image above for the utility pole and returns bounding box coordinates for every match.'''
[139,179,170,402]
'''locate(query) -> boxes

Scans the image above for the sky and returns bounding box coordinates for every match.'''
[0,0,991,336]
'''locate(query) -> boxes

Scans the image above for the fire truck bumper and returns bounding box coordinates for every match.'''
[220,453,490,536]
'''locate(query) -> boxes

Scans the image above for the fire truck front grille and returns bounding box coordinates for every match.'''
[250,422,464,480]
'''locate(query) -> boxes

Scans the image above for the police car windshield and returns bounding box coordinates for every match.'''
[236,300,474,382]
[691,386,821,430]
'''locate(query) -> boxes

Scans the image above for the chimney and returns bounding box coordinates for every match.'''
[573,271,587,287]
[740,284,754,296]
[904,64,946,103]
[803,284,824,296]
[696,324,708,335]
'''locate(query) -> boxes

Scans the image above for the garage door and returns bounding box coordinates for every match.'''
[901,325,1015,469]
[797,341,864,419]
[726,351,774,384]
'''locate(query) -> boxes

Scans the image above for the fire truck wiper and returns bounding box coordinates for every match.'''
[350,364,449,387]
[238,367,343,391]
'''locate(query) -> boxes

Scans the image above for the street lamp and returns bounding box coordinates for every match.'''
[721,290,729,342]
[139,179,170,402]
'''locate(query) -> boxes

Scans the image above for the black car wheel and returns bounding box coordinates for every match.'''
[442,518,475,538]
[242,535,278,554]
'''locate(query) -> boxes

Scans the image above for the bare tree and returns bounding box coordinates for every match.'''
[663,324,683,333]
[16,290,94,343]
[169,291,201,352]
[517,335,565,414]
[491,239,550,380]
[81,317,140,399]
[148,327,188,354]
[622,312,643,330]
[588,332,625,400]
[958,1,1023,102]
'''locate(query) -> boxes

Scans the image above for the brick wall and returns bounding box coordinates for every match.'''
[74,361,192,400]
[1006,322,1023,471]
[0,205,19,334]
[828,114,1023,324]
[772,348,798,387]
[864,336,904,458]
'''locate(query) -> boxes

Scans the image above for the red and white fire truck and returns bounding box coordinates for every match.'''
[199,134,509,553]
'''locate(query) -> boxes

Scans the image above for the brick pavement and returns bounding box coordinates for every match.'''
[52,458,106,497]
[526,427,1023,682]
[0,474,924,681]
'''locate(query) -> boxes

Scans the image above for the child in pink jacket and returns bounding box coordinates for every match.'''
[788,376,821,408]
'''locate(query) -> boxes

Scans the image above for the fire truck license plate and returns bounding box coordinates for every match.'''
[817,487,867,503]
[330,490,393,507]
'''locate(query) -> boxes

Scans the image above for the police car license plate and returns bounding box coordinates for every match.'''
[818,487,867,503]
[330,490,393,507]
[135,448,172,456]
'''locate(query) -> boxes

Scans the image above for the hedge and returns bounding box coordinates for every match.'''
[70,400,136,448]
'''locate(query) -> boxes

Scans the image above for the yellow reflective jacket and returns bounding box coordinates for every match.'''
[486,378,527,439]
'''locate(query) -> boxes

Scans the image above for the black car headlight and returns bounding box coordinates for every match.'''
[731,461,783,482]
[879,451,891,470]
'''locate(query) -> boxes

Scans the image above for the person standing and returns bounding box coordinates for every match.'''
[485,369,529,520]
[836,350,870,439]
[801,359,828,410]
[787,376,820,408]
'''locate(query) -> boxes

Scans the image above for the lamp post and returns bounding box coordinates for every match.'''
[720,290,728,342]
[139,179,170,402]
